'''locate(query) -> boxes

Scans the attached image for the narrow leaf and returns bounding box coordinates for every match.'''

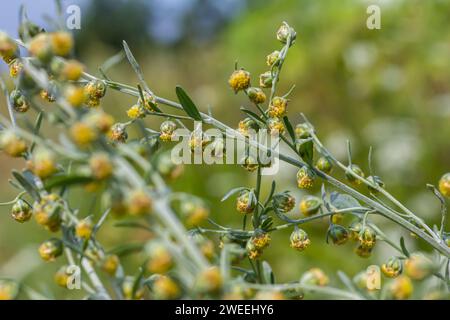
[283,116,295,142]
[175,86,202,121]
[221,187,248,202]
[400,237,410,258]
[12,170,40,200]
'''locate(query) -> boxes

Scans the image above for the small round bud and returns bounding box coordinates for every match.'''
[381,257,403,278]
[180,199,209,227]
[246,240,261,260]
[101,254,120,276]
[290,228,310,251]
[84,79,106,100]
[61,59,84,81]
[315,156,333,174]
[75,218,93,240]
[38,238,63,262]
[358,226,377,249]
[153,276,181,300]
[327,224,349,245]
[11,199,32,223]
[245,240,262,260]
[388,275,413,300]
[299,195,321,216]
[273,192,295,213]
[247,87,266,104]
[300,268,329,286]
[268,96,287,118]
[259,71,273,88]
[367,175,385,193]
[195,266,222,294]
[64,85,86,107]
[241,155,259,172]
[127,190,152,216]
[266,50,280,66]
[159,120,177,142]
[70,122,97,146]
[251,231,271,250]
[34,194,62,232]
[0,31,19,63]
[9,59,23,78]
[51,31,73,56]
[236,190,255,214]
[354,244,372,258]
[54,265,71,288]
[267,117,285,135]
[345,164,365,185]
[0,130,27,157]
[404,253,434,280]
[109,123,128,143]
[439,172,450,198]
[85,110,114,134]
[0,279,20,300]
[276,22,296,44]
[89,152,113,180]
[29,33,53,63]
[138,91,158,112]
[10,89,30,113]
[126,104,145,119]
[145,241,173,274]
[228,69,250,93]
[238,117,259,137]
[296,166,315,189]
[27,148,57,179]
[295,123,311,139]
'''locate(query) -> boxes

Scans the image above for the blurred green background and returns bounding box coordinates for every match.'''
[0,0,449,299]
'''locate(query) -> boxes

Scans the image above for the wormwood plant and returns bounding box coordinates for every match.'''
[0,14,449,300]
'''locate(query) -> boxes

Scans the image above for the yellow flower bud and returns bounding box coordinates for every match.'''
[388,275,413,300]
[70,122,97,146]
[89,152,113,180]
[228,69,250,93]
[195,266,222,294]
[296,167,315,189]
[9,59,23,77]
[75,218,93,240]
[345,164,365,185]
[300,268,329,286]
[146,242,173,274]
[266,50,280,66]
[0,130,27,157]
[11,199,32,223]
[236,190,255,214]
[51,31,73,56]
[268,96,287,118]
[153,276,180,300]
[439,172,450,198]
[101,254,120,276]
[290,228,310,251]
[127,190,152,216]
[404,253,434,280]
[381,257,403,278]
[61,59,84,81]
[0,279,19,300]
[247,87,266,104]
[38,238,63,261]
[126,104,145,119]
[27,148,57,179]
[64,85,86,107]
